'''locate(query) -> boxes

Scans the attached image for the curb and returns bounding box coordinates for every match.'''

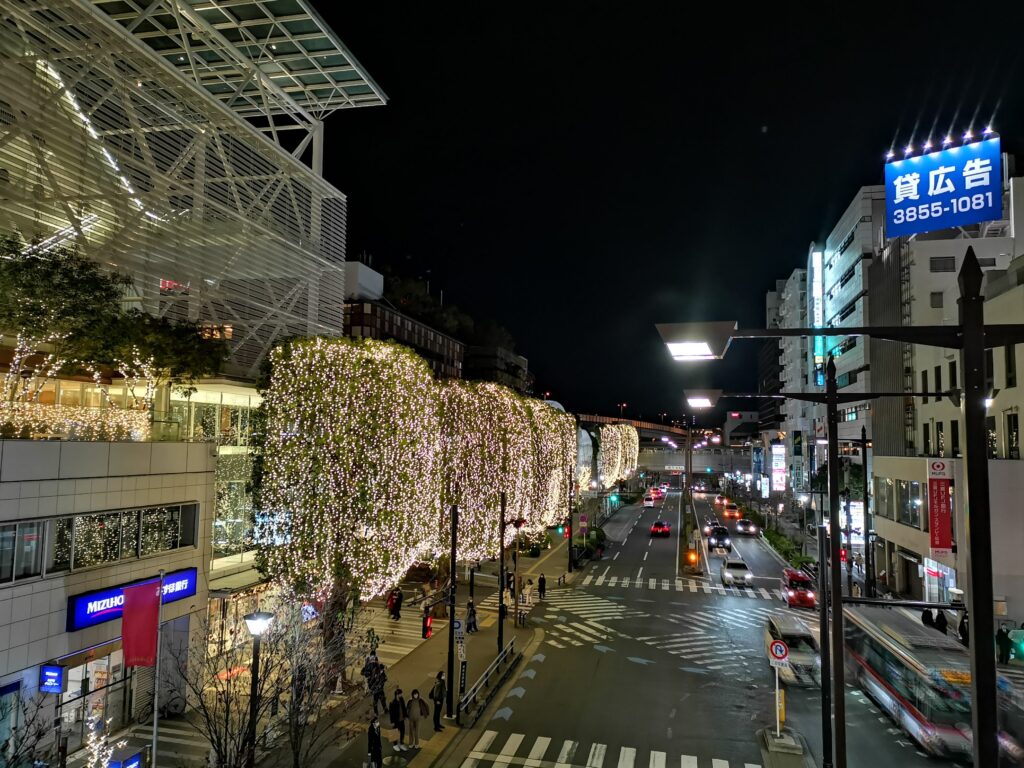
[759,533,794,570]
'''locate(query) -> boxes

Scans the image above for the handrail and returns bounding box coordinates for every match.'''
[456,638,521,726]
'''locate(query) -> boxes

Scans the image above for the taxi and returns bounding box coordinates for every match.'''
[781,567,817,609]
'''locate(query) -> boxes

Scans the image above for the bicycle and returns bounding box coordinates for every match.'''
[135,689,186,725]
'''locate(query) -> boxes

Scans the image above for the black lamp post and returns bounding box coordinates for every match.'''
[659,246,1024,768]
[243,610,274,768]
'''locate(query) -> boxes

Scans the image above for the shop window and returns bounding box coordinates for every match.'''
[73,513,121,568]
[49,517,72,572]
[58,382,82,407]
[0,524,13,581]
[120,510,140,560]
[14,521,43,578]
[141,506,181,556]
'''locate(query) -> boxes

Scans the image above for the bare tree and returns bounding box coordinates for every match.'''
[0,691,50,767]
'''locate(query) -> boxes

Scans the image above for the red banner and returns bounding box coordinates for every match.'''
[122,580,161,667]
[928,459,953,556]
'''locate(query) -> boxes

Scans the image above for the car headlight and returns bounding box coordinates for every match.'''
[724,538,731,545]
[709,537,717,545]
[787,590,795,597]
[807,592,815,600]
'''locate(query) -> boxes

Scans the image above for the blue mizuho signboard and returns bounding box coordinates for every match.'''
[885,137,1002,237]
[66,567,198,632]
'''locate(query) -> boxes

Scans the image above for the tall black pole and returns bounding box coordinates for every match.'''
[959,247,998,767]
[826,356,847,768]
[498,492,506,654]
[844,493,853,597]
[567,483,575,574]
[817,523,833,768]
[245,634,261,768]
[861,427,874,598]
[446,500,457,717]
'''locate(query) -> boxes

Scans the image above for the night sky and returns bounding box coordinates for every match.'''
[321,4,1024,421]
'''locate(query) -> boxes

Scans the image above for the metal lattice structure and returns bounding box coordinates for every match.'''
[0,0,385,378]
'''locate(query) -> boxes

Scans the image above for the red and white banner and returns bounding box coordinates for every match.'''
[122,580,161,667]
[927,459,953,557]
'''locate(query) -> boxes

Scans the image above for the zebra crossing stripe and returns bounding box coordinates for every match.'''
[680,757,698,768]
[528,736,551,761]
[609,576,619,586]
[758,587,772,599]
[712,760,729,768]
[494,733,525,766]
[618,746,636,767]
[463,730,499,767]
[649,751,666,768]
[662,579,670,590]
[582,575,594,586]
[648,578,657,589]
[587,742,607,766]
[556,740,579,767]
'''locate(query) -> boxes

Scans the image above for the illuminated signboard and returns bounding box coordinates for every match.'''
[886,137,1002,237]
[38,664,66,694]
[110,751,145,768]
[771,444,786,491]
[66,568,198,632]
[810,250,826,386]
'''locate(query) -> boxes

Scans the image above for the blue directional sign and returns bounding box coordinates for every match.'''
[885,137,1002,237]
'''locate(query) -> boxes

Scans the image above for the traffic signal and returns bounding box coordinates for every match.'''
[686,550,699,565]
[610,494,619,503]
[421,614,433,639]
[557,524,564,536]
[563,527,571,539]
[840,548,847,563]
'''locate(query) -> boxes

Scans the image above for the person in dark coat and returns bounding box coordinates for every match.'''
[367,715,383,768]
[392,589,404,620]
[998,623,1013,664]
[368,661,387,715]
[538,573,547,600]
[466,601,478,633]
[389,688,408,751]
[430,671,446,732]
[959,614,970,647]
[934,610,949,635]
[921,608,934,627]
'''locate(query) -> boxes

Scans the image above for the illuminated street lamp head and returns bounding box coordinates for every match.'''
[656,321,737,361]
[684,389,723,409]
[244,610,274,637]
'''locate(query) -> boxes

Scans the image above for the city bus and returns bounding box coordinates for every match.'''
[844,604,1024,762]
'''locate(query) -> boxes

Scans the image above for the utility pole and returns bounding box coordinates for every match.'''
[825,357,847,768]
[817,524,833,768]
[445,496,458,717]
[861,427,874,597]
[497,492,506,654]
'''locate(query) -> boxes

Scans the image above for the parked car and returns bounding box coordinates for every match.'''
[708,525,732,552]
[764,612,821,686]
[781,567,817,609]
[720,557,753,586]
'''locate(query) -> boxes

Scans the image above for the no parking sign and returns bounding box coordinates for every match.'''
[769,640,790,668]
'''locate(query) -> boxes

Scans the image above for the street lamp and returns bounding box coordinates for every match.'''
[243,610,274,768]
[616,401,628,417]
[661,247,1024,768]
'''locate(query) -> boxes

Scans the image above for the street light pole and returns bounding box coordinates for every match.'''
[446,499,458,718]
[959,253,999,767]
[243,611,274,768]
[498,492,506,654]
[817,523,833,768]
[825,357,847,768]
[860,426,874,597]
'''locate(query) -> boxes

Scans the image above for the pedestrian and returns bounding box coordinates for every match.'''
[386,590,396,620]
[389,688,408,752]
[525,579,534,606]
[921,608,934,628]
[430,671,446,732]
[466,600,478,633]
[360,652,378,691]
[367,715,383,768]
[538,573,546,600]
[407,689,429,748]
[855,553,864,574]
[934,610,948,635]
[517,575,525,602]
[369,661,387,715]
[852,582,862,598]
[393,588,404,621]
[959,614,970,646]
[998,623,1012,664]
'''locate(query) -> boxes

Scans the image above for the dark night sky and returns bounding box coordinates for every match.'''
[318,4,1024,420]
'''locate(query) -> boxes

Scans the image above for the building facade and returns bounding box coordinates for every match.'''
[776,268,812,492]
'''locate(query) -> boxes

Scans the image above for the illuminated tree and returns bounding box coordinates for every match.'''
[257,338,442,600]
[598,424,639,487]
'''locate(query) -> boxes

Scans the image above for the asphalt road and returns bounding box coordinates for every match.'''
[444,492,939,768]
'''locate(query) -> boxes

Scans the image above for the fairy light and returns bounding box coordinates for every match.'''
[258,338,579,600]
[598,424,639,488]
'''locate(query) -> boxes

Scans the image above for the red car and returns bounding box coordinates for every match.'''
[650,520,671,538]
[722,502,742,519]
[781,567,817,609]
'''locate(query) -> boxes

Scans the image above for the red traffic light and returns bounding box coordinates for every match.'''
[840,548,847,563]
[421,615,433,639]
[563,527,570,539]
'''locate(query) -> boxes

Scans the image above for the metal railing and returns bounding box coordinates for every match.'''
[455,638,521,726]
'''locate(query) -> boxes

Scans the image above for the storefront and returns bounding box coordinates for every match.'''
[923,557,958,604]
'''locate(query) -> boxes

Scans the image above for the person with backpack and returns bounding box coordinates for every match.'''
[430,671,446,732]
[407,689,429,748]
[388,689,408,752]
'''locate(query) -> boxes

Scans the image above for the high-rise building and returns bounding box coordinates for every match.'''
[776,268,810,492]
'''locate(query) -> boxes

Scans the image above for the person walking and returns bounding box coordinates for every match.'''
[431,671,446,732]
[525,579,534,607]
[386,590,396,620]
[854,552,864,574]
[393,588,404,621]
[998,623,1012,664]
[407,689,429,748]
[389,688,408,752]
[368,660,387,716]
[538,573,546,600]
[466,600,478,633]
[921,608,934,628]
[367,715,383,768]
[934,610,949,635]
[959,613,970,647]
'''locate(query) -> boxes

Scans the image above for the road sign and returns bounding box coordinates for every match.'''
[769,639,790,668]
[452,618,464,641]
[459,660,467,695]
[457,641,466,662]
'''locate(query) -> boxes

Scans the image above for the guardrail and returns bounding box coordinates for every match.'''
[455,638,522,726]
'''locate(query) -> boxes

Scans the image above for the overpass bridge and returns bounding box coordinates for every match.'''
[638,447,751,476]
[576,414,689,442]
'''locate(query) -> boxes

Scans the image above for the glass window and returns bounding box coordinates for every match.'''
[921,370,928,404]
[120,510,140,560]
[934,365,941,393]
[986,416,998,459]
[1008,413,1020,460]
[897,480,912,525]
[58,382,82,407]
[923,423,931,456]
[49,517,72,572]
[1007,345,1017,389]
[949,360,957,389]
[141,506,180,556]
[73,513,121,568]
[36,380,57,405]
[910,481,924,528]
[180,504,198,548]
[0,524,14,581]
[82,387,103,408]
[13,521,43,578]
[951,420,960,457]
[936,422,945,458]
[986,349,995,393]
[873,477,893,520]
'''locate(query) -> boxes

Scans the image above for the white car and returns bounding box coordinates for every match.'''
[643,496,655,508]
[764,613,821,686]
[720,557,753,587]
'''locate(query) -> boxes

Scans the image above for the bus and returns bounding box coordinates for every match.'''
[844,604,1024,762]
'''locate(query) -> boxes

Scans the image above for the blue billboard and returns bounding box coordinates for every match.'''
[885,137,1002,237]
[38,664,66,694]
[66,567,198,632]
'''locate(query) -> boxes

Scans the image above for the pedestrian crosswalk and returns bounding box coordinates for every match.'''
[360,607,448,669]
[67,722,211,767]
[581,574,781,601]
[543,618,631,649]
[461,730,761,768]
[541,589,649,622]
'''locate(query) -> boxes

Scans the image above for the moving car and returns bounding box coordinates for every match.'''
[735,519,758,535]
[702,517,720,535]
[659,483,670,492]
[648,487,664,499]
[764,612,820,686]
[780,567,817,609]
[707,525,732,552]
[722,502,742,519]
[714,495,728,506]
[643,495,655,508]
[720,557,753,586]
[650,520,671,537]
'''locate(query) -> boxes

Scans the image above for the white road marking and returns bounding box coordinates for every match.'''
[648,578,656,589]
[613,552,620,560]
[711,760,729,768]
[582,575,594,586]
[587,743,607,767]
[493,733,524,766]
[528,736,551,761]
[555,740,578,767]
[609,576,619,586]
[636,567,643,580]
[643,552,648,561]
[617,746,636,767]
[680,757,698,768]
[649,752,666,768]
[463,730,499,766]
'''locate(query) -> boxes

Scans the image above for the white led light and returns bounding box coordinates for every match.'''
[668,341,715,359]
[687,397,713,408]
